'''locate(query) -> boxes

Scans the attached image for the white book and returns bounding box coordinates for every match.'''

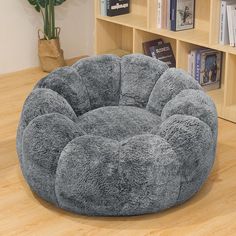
[101,0,107,16]
[188,53,192,75]
[190,50,196,79]
[219,1,228,44]
[166,0,171,29]
[227,4,236,46]
[232,6,236,46]
[157,0,163,29]
[219,0,236,45]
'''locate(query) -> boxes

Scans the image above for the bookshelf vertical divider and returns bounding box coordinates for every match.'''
[95,0,236,123]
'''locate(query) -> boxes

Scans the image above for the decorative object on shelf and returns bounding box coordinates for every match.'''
[17,54,217,216]
[188,48,222,91]
[170,0,195,31]
[27,0,66,72]
[106,0,129,17]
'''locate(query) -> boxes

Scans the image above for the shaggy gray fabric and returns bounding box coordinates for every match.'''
[147,68,202,116]
[157,115,214,203]
[120,54,168,107]
[73,55,121,109]
[34,66,91,116]
[22,113,84,203]
[16,54,218,216]
[77,106,161,141]
[55,134,180,216]
[16,88,77,165]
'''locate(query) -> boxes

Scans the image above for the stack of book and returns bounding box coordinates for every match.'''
[219,0,236,47]
[188,48,223,91]
[157,0,195,31]
[143,39,176,67]
[100,0,130,17]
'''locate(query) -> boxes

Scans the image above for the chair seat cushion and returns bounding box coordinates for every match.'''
[77,106,161,141]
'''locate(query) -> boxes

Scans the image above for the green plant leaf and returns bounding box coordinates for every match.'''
[27,0,41,12]
[54,0,66,6]
[27,0,37,5]
[36,0,65,7]
[38,0,48,8]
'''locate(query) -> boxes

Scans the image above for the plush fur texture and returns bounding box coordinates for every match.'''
[73,55,121,109]
[147,68,202,116]
[77,106,161,141]
[157,115,214,203]
[35,66,91,116]
[120,54,168,107]
[16,54,218,216]
[22,113,84,203]
[55,134,180,216]
[16,88,77,164]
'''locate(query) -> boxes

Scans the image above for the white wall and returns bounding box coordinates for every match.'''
[0,0,94,74]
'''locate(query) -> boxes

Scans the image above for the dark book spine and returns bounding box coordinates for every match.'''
[219,51,223,88]
[107,0,111,16]
[171,0,177,31]
[193,0,196,29]
[143,44,150,56]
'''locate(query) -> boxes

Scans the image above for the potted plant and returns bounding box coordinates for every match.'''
[28,0,66,72]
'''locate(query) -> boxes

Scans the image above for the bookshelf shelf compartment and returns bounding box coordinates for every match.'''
[148,0,211,45]
[134,29,176,58]
[177,40,227,112]
[96,19,133,56]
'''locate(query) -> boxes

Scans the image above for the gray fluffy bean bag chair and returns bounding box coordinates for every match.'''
[16,54,218,216]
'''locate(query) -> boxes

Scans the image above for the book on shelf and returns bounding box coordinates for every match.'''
[150,43,176,68]
[143,38,176,67]
[166,0,171,29]
[157,0,168,29]
[105,0,130,17]
[100,0,107,16]
[156,0,195,31]
[188,48,223,91]
[171,0,195,31]
[227,4,236,46]
[189,50,196,79]
[219,0,236,47]
[142,39,164,57]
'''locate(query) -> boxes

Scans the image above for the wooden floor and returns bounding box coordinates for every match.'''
[0,68,236,236]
